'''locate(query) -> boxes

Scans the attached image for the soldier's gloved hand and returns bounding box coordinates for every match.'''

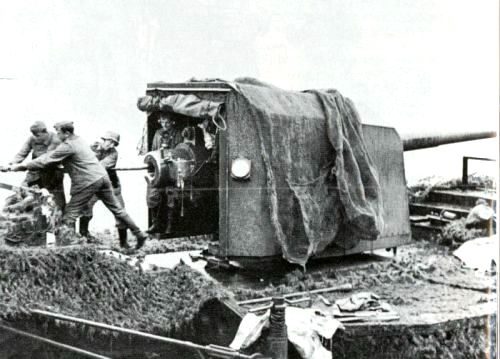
[40,188,50,197]
[90,141,102,152]
[198,119,209,130]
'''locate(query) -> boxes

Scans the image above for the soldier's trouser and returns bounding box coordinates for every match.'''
[147,185,174,232]
[64,177,141,235]
[82,185,126,229]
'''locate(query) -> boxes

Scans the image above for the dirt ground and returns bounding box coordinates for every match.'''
[221,239,497,358]
[0,230,497,358]
[2,231,496,325]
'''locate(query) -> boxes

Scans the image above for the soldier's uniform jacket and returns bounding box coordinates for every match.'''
[91,144,120,189]
[146,127,183,209]
[11,132,61,183]
[151,127,183,151]
[25,135,107,195]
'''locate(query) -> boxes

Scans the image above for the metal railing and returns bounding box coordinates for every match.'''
[29,309,267,359]
[0,324,110,359]
[462,156,496,186]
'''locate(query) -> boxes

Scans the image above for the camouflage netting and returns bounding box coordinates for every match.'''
[331,314,495,359]
[0,245,228,337]
[226,79,384,266]
[0,187,61,246]
[97,234,211,255]
[408,175,497,203]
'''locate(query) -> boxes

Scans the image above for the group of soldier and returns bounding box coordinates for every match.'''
[3,120,147,249]
[2,112,216,249]
[146,113,215,236]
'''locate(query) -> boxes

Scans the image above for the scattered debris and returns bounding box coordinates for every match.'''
[237,284,352,306]
[231,306,344,359]
[318,295,331,306]
[335,292,382,312]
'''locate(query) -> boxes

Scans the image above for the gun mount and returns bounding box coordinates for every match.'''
[139,80,497,268]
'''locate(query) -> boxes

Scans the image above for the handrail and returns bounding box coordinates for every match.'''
[0,323,110,359]
[30,309,266,359]
[462,156,496,186]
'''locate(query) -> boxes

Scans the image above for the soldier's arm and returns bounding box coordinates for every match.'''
[90,141,102,153]
[25,142,74,170]
[99,150,118,169]
[47,133,61,151]
[10,137,33,164]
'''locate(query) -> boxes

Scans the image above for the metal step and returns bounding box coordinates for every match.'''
[411,221,443,231]
[409,215,428,223]
[427,214,451,226]
[409,203,470,218]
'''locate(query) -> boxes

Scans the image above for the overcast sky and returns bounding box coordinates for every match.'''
[0,0,497,228]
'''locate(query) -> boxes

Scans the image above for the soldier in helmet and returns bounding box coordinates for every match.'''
[8,121,148,249]
[7,121,66,210]
[80,131,130,248]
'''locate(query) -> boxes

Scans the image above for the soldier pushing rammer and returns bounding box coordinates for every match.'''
[79,130,131,248]
[6,121,66,210]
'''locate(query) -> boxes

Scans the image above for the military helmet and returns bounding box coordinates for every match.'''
[101,131,120,146]
[30,121,47,133]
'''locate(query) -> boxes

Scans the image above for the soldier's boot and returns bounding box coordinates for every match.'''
[118,228,130,249]
[165,215,173,235]
[135,231,148,250]
[146,220,161,234]
[79,216,91,236]
[116,212,148,250]
[146,204,163,234]
[79,216,96,243]
[164,205,174,235]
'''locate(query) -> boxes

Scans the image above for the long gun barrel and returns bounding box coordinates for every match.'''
[402,131,497,151]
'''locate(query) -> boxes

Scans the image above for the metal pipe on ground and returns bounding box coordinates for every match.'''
[0,323,110,359]
[237,283,353,306]
[30,309,265,359]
